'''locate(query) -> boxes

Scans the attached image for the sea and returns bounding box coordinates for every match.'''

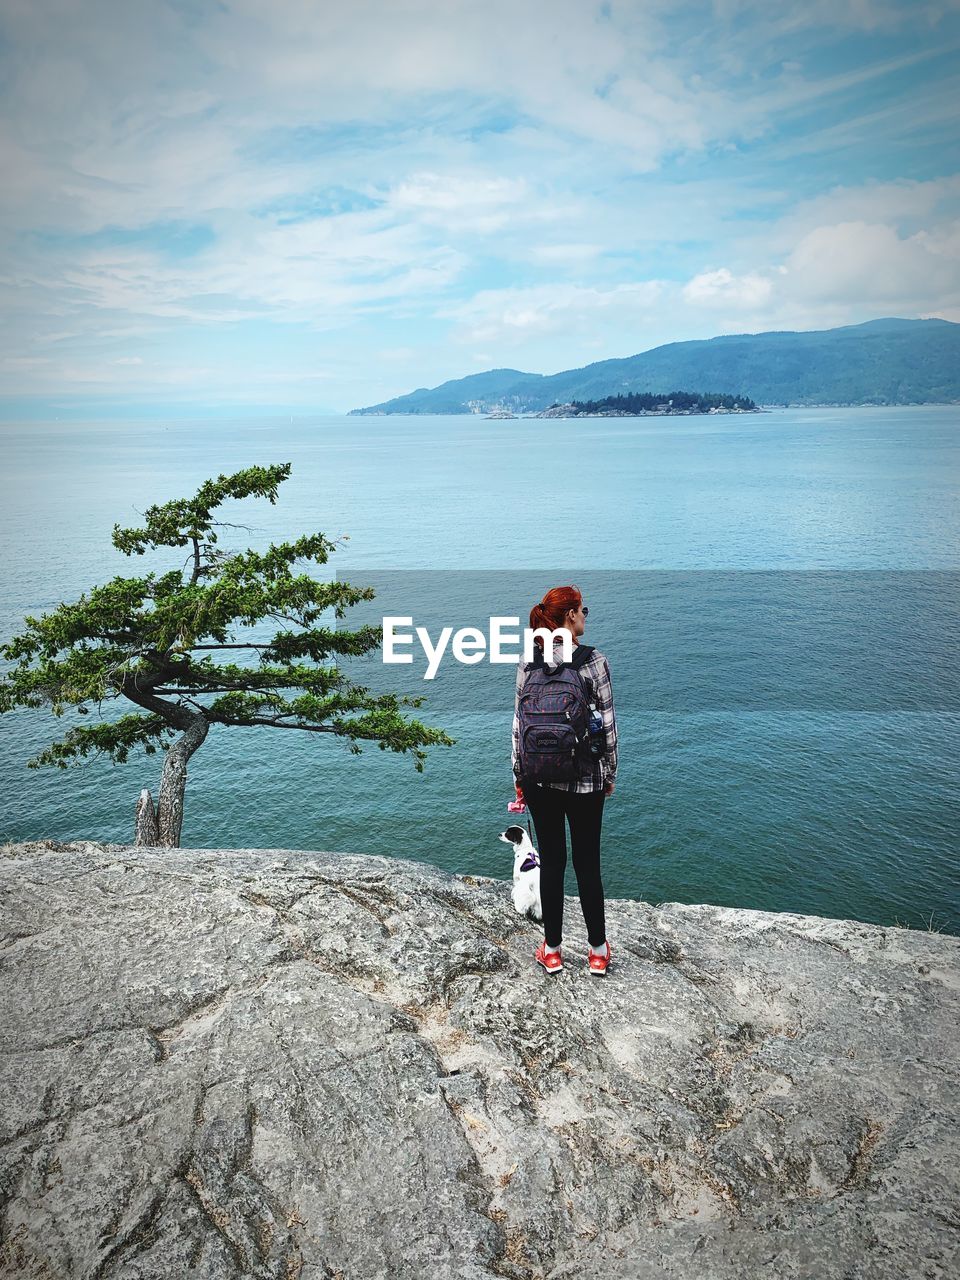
[1,406,958,934]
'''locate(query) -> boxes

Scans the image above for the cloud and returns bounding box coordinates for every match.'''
[782,219,960,304]
[440,282,666,344]
[390,173,528,213]
[434,200,960,373]
[386,172,532,232]
[762,175,960,251]
[682,268,774,308]
[4,206,467,328]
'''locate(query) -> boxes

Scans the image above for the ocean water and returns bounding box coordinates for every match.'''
[1,407,958,934]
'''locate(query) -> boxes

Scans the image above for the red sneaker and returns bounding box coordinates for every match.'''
[587,941,612,976]
[535,940,564,974]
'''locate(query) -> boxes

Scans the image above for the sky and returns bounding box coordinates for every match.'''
[2,0,959,416]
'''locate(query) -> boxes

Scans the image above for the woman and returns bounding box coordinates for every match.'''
[511,585,618,976]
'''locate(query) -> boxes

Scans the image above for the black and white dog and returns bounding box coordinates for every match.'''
[498,824,543,921]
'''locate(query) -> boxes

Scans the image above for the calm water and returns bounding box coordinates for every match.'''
[1,407,958,933]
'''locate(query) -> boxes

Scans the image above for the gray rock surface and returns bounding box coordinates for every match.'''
[0,841,957,1280]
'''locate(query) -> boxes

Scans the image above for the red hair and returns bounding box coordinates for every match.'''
[528,585,582,651]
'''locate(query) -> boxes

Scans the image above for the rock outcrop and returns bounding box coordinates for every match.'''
[1,841,957,1279]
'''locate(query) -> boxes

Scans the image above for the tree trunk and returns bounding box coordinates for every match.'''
[156,714,209,848]
[134,789,159,845]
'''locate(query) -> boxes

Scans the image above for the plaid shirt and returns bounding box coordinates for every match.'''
[512,640,618,794]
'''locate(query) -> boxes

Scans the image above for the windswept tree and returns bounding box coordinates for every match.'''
[0,463,453,847]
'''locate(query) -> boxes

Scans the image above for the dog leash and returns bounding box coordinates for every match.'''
[521,816,539,870]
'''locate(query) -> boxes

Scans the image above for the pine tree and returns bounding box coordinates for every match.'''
[0,463,453,847]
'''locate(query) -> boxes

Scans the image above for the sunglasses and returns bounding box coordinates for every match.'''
[581,605,589,616]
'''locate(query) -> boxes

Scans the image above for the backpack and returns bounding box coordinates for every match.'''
[516,644,596,785]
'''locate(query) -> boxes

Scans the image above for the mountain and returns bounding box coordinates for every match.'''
[349,317,960,414]
[355,367,540,415]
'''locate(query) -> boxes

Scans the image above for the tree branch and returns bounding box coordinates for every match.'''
[151,688,235,695]
[120,673,202,730]
[209,715,337,732]
[188,643,269,650]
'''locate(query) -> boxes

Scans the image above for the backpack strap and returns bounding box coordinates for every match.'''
[525,643,594,672]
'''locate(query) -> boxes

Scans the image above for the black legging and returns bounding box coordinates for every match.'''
[524,783,606,949]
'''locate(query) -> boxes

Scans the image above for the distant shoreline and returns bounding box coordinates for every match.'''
[534,404,762,419]
[350,402,960,417]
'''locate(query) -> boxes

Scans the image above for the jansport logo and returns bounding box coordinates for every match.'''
[382,617,573,679]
